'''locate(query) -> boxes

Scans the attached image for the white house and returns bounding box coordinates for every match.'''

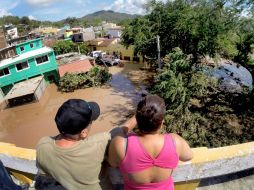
[102,22,117,31]
[107,27,122,38]
[5,25,18,39]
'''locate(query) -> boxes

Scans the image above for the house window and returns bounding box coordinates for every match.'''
[133,56,140,62]
[0,68,10,77]
[20,46,24,52]
[36,55,49,65]
[124,56,131,61]
[16,61,29,71]
[30,43,34,48]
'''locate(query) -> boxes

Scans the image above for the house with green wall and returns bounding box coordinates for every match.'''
[0,38,59,95]
[15,38,43,55]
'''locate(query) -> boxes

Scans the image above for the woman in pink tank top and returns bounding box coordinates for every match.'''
[109,95,193,190]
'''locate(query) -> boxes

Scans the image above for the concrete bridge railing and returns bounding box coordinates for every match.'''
[0,141,253,189]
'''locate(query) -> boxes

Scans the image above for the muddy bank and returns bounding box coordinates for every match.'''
[0,63,150,148]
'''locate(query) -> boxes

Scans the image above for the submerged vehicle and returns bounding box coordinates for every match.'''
[95,54,120,66]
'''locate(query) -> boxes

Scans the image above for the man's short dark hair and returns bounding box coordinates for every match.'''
[55,99,100,135]
[136,95,165,134]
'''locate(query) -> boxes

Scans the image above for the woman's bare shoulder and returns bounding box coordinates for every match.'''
[169,133,193,161]
[170,133,181,141]
[108,134,128,167]
[112,135,126,147]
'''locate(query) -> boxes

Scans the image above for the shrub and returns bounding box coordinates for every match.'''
[58,66,112,92]
[150,48,254,147]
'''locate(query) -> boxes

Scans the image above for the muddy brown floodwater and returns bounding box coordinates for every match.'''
[0,63,152,149]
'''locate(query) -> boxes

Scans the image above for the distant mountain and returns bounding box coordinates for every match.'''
[81,10,139,24]
[0,10,139,31]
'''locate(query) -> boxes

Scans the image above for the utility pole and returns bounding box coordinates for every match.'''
[157,35,161,69]
[78,43,80,55]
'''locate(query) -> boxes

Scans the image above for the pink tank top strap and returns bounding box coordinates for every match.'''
[119,133,144,173]
[162,134,177,157]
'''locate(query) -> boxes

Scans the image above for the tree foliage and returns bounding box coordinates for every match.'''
[52,40,89,55]
[58,66,112,92]
[152,48,217,114]
[234,18,254,66]
[120,0,254,147]
[0,16,52,35]
[151,48,254,147]
[121,17,156,58]
[122,0,254,64]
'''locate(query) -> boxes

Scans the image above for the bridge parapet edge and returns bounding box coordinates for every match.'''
[0,141,253,187]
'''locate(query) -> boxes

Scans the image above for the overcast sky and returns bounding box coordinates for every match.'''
[0,0,154,21]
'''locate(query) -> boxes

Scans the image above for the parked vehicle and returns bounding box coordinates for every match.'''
[89,51,106,58]
[95,55,120,66]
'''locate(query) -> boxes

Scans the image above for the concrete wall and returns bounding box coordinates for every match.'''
[72,32,95,42]
[0,141,253,189]
[0,28,7,49]
[0,88,5,109]
[0,88,4,100]
[34,78,46,101]
[96,44,143,63]
[107,29,122,38]
[0,46,17,61]
[64,31,73,39]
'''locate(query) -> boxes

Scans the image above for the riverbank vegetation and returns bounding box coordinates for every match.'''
[58,66,112,92]
[122,0,254,147]
[122,0,254,66]
[151,48,253,147]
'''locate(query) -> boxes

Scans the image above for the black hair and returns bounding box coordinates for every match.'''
[136,95,166,134]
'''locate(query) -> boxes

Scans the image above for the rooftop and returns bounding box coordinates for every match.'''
[0,46,53,69]
[108,27,122,30]
[4,76,44,100]
[98,39,117,47]
[15,38,41,47]
[89,38,118,47]
[58,59,92,77]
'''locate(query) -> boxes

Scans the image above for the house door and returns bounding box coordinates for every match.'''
[48,75,56,83]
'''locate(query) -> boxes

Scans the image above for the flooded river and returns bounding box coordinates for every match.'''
[0,63,150,148]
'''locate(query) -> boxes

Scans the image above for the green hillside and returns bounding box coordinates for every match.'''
[81,10,138,24]
[0,10,139,34]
